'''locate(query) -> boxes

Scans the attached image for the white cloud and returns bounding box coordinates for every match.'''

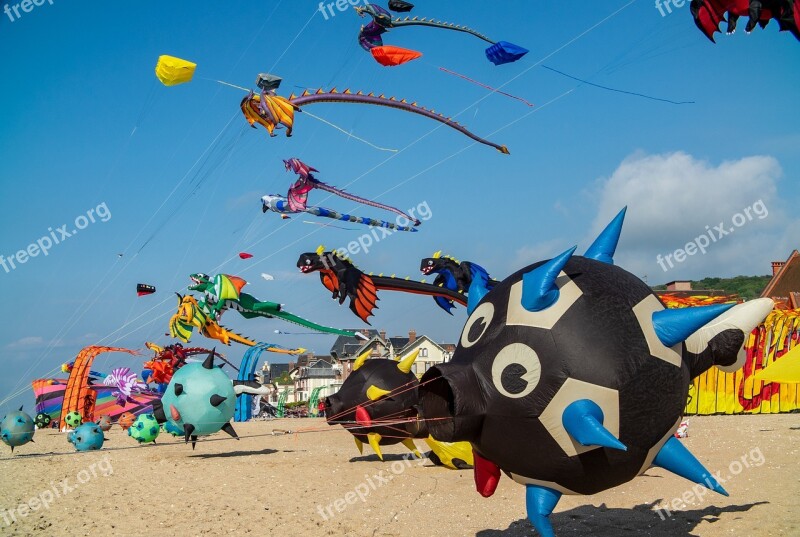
[586,151,797,282]
[5,336,44,349]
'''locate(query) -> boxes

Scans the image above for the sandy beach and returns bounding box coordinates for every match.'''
[0,414,798,536]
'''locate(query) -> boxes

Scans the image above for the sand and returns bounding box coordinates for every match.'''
[0,414,798,537]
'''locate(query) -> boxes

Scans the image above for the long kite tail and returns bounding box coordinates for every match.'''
[370,275,468,306]
[390,16,495,44]
[289,89,509,155]
[311,180,421,225]
[305,204,419,232]
[270,309,361,337]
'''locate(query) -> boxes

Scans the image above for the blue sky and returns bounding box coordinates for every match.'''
[1,0,798,411]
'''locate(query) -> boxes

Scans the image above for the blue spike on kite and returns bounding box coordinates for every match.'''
[652,303,735,347]
[521,246,576,312]
[653,436,728,496]
[525,485,561,537]
[584,207,627,265]
[562,399,627,451]
[467,274,490,315]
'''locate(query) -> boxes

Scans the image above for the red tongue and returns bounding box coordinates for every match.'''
[355,405,372,427]
[473,450,501,497]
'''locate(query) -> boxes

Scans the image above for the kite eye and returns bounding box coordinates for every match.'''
[428,260,433,266]
[460,302,494,348]
[491,344,541,399]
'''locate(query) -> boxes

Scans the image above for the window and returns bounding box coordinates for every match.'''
[420,348,428,358]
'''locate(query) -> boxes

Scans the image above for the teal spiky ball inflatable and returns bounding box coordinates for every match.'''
[160,351,238,448]
[67,423,105,451]
[0,407,35,452]
[64,411,82,428]
[164,421,183,437]
[34,412,51,429]
[128,414,160,444]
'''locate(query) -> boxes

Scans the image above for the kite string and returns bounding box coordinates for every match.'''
[25,0,638,383]
[541,65,695,105]
[301,111,399,153]
[437,66,535,107]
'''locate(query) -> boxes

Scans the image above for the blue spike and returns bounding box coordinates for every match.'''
[652,303,735,347]
[562,399,627,451]
[654,436,728,496]
[521,246,577,312]
[467,274,490,315]
[584,207,627,264]
[525,485,561,537]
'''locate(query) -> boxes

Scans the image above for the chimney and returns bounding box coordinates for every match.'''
[772,261,785,276]
[379,330,387,341]
[408,330,417,344]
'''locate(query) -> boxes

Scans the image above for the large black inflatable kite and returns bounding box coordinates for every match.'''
[418,207,774,537]
[326,349,473,469]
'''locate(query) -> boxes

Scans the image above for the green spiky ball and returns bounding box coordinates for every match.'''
[64,411,82,428]
[128,413,160,444]
[34,412,51,428]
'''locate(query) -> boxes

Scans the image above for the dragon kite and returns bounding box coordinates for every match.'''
[420,251,498,314]
[240,74,509,154]
[182,273,362,337]
[261,158,420,232]
[690,0,800,41]
[355,3,528,66]
[297,247,468,324]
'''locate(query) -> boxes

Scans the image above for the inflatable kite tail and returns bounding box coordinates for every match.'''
[307,205,419,232]
[312,181,421,226]
[485,41,529,66]
[288,90,510,154]
[683,298,774,378]
[391,17,495,44]
[423,437,474,470]
[271,310,361,338]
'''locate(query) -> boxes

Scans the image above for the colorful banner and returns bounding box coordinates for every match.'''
[682,306,800,415]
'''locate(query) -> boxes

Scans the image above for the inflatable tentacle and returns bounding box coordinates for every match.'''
[288,89,509,154]
[390,16,495,44]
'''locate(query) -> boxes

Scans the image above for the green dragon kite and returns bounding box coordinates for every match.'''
[182,273,362,339]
